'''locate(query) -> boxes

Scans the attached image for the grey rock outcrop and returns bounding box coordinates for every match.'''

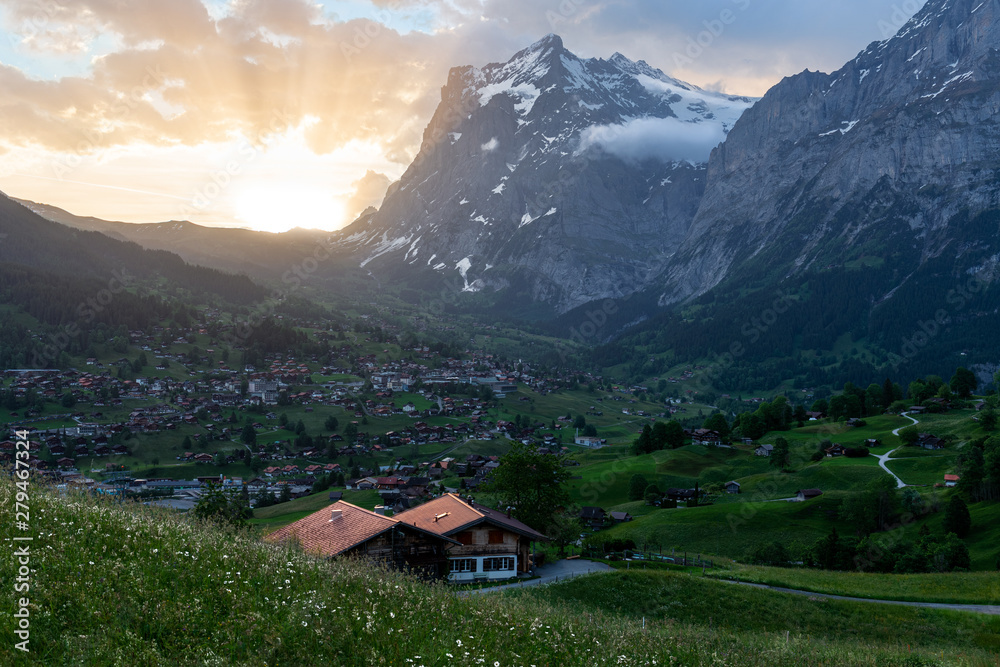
[659,0,1000,304]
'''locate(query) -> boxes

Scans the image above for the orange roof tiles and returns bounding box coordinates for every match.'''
[265,500,460,557]
[265,501,398,557]
[394,493,548,541]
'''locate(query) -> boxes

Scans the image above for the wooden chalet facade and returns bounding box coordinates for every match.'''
[394,493,548,583]
[917,433,946,450]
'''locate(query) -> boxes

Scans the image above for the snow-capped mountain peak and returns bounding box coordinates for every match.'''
[337,35,757,315]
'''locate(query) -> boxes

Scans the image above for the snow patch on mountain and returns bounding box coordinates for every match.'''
[360,233,413,268]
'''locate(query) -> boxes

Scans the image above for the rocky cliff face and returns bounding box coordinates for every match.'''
[659,0,1000,305]
[338,34,754,314]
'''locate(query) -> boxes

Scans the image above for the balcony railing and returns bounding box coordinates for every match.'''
[446,545,518,556]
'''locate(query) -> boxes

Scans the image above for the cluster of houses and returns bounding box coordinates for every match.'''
[0,433,130,470]
[579,507,634,530]
[39,472,329,507]
[5,321,623,479]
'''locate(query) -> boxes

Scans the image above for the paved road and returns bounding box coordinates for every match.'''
[872,412,920,488]
[461,559,1000,615]
[460,559,613,596]
[724,579,1000,615]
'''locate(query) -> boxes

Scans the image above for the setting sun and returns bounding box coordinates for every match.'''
[233,184,345,234]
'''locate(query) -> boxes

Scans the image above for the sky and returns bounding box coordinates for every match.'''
[0,0,927,233]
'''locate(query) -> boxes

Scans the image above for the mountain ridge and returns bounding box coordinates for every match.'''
[658,0,1000,306]
[334,34,756,315]
[12,197,347,284]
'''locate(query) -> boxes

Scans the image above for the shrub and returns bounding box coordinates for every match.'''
[627,474,648,501]
[644,484,662,505]
[743,541,790,567]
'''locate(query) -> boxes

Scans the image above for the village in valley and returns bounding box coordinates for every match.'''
[4,305,995,586]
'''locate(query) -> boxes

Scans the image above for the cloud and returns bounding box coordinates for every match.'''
[578,117,726,164]
[0,0,504,163]
[0,0,929,159]
[344,170,391,221]
[225,0,326,35]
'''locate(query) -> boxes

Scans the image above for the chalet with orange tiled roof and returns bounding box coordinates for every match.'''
[394,493,548,583]
[265,501,457,578]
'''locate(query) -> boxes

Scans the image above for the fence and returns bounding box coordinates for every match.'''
[584,548,715,570]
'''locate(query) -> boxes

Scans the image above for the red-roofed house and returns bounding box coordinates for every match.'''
[265,501,457,578]
[394,493,549,583]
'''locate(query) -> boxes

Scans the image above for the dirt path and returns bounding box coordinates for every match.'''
[871,412,920,488]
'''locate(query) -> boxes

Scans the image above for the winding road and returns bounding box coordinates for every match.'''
[872,412,920,488]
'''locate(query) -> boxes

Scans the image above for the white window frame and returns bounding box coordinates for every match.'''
[482,557,515,572]
[450,558,477,573]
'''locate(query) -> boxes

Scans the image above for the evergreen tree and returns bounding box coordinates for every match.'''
[240,424,257,446]
[950,367,977,399]
[702,413,730,440]
[770,437,791,470]
[632,424,654,455]
[943,495,971,538]
[882,378,895,411]
[193,482,251,529]
[793,404,807,426]
[627,474,648,501]
[663,420,685,449]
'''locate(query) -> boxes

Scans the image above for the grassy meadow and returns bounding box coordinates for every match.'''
[511,570,1000,661]
[3,476,997,666]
